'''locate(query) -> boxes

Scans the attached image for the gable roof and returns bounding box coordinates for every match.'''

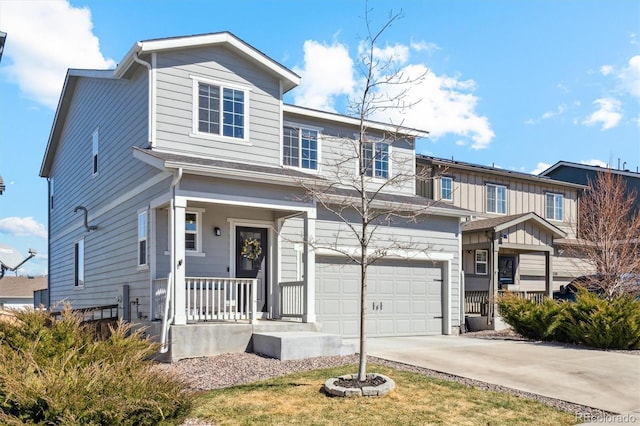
[40,32,300,178]
[462,212,566,238]
[418,155,587,189]
[115,31,300,91]
[0,276,47,299]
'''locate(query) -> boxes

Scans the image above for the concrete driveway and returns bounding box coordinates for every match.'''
[346,335,640,416]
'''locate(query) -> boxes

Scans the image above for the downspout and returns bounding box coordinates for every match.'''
[160,167,183,354]
[132,52,154,147]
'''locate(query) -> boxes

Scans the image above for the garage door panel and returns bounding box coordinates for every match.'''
[316,257,444,338]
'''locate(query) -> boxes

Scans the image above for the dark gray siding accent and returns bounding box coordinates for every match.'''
[154,46,283,166]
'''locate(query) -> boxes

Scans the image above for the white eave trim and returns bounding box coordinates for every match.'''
[314,246,454,261]
[283,104,429,139]
[115,33,300,90]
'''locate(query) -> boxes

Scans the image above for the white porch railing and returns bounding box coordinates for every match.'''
[185,277,257,322]
[465,290,547,315]
[279,281,304,319]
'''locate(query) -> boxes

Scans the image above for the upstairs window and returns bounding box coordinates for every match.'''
[361,141,389,179]
[92,128,99,176]
[546,193,563,221]
[192,76,247,140]
[138,211,148,267]
[441,176,453,201]
[486,183,507,214]
[283,125,318,170]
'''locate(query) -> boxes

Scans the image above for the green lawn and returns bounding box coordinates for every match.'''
[184,364,578,425]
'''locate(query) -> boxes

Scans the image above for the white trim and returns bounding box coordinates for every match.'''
[486,183,507,215]
[185,207,205,254]
[282,122,322,173]
[440,176,453,201]
[189,74,251,143]
[545,192,564,222]
[475,249,488,275]
[177,190,316,213]
[151,52,157,147]
[313,246,454,261]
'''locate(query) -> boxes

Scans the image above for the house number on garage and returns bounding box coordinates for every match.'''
[372,302,383,311]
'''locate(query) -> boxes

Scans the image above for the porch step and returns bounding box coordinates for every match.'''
[252,331,355,360]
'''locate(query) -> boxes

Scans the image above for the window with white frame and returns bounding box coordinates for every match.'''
[74,238,85,287]
[475,249,488,275]
[545,193,563,221]
[92,128,99,176]
[283,125,318,170]
[361,141,389,179]
[138,211,148,267]
[486,183,507,214]
[185,211,201,252]
[193,77,247,140]
[441,176,453,201]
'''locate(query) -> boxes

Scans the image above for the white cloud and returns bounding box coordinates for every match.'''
[617,55,640,98]
[600,65,614,76]
[526,104,567,125]
[0,217,47,239]
[581,159,609,168]
[293,39,494,149]
[0,0,115,108]
[582,98,622,130]
[292,40,355,112]
[531,162,552,175]
[410,40,440,54]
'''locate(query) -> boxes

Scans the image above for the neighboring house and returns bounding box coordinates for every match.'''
[416,156,591,329]
[0,174,5,195]
[40,32,470,360]
[540,161,640,216]
[0,276,47,310]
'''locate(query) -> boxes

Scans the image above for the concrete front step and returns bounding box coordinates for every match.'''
[252,331,356,360]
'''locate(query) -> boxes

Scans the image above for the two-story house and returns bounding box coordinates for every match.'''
[416,156,590,329]
[40,32,470,360]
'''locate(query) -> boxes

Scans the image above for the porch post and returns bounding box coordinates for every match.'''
[490,235,500,325]
[302,210,316,323]
[545,250,553,298]
[173,197,187,325]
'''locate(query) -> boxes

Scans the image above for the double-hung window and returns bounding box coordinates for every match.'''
[486,183,507,214]
[441,176,453,201]
[74,238,85,287]
[193,76,247,140]
[138,211,148,267]
[185,210,204,253]
[283,125,318,170]
[362,141,389,179]
[475,249,488,275]
[545,193,563,221]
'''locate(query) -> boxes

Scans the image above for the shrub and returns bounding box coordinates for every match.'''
[497,291,640,350]
[496,293,566,341]
[0,306,192,425]
[562,290,640,350]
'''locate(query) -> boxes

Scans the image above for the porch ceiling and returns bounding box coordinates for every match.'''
[462,212,566,238]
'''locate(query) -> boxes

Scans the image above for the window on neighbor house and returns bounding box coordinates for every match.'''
[196,80,245,139]
[545,193,563,221]
[185,211,200,252]
[138,211,148,267]
[487,183,507,214]
[441,176,453,201]
[92,128,99,176]
[361,141,389,179]
[74,238,85,287]
[475,249,488,275]
[283,126,318,170]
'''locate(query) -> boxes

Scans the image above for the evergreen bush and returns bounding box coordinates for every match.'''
[0,306,192,425]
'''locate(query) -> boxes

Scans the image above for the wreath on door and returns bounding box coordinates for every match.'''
[241,238,262,260]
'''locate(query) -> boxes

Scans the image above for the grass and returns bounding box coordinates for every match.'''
[185,364,578,425]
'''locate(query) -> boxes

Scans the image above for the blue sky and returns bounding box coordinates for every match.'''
[0,0,638,276]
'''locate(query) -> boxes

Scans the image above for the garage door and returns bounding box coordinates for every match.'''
[315,257,443,338]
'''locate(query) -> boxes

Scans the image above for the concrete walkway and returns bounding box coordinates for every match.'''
[345,336,640,423]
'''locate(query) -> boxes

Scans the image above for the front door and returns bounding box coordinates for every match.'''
[235,226,268,313]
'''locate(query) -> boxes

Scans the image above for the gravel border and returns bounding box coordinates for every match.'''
[157,333,625,425]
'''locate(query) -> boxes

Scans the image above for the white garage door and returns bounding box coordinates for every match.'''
[315,257,444,338]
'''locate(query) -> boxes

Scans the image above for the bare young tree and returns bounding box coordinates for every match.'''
[570,170,640,299]
[294,7,435,382]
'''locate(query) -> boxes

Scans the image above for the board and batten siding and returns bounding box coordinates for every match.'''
[154,46,283,166]
[419,166,579,238]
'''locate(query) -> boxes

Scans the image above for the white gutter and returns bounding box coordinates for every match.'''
[132,52,154,147]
